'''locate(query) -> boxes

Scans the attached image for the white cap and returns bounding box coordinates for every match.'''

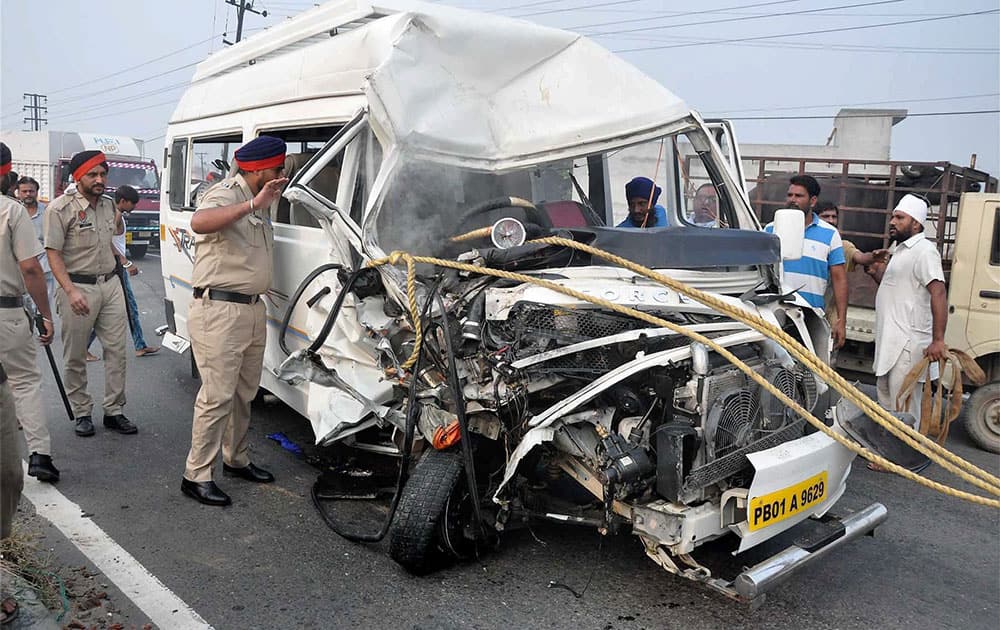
[894,193,928,225]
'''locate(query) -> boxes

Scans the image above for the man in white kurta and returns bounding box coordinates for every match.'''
[873,194,948,430]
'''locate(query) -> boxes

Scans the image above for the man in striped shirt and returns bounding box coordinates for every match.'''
[765,175,848,348]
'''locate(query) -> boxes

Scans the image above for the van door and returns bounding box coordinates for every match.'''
[703,119,748,196]
[967,201,1000,352]
[265,113,393,442]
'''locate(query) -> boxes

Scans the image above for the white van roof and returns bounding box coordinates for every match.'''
[173,0,691,168]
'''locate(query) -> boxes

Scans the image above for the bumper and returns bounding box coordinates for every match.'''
[733,502,888,602]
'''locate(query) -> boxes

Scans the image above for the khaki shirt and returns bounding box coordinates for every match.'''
[43,191,117,276]
[191,174,273,295]
[1,196,43,297]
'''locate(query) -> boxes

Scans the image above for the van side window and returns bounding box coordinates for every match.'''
[168,139,188,211]
[256,125,343,228]
[991,207,1000,266]
[190,134,241,209]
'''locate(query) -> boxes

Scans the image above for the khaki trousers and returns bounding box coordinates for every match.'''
[0,307,50,454]
[184,298,266,482]
[56,278,127,417]
[877,346,922,431]
[1,377,24,539]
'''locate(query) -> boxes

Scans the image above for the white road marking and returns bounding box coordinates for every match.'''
[20,465,212,629]
[145,252,161,259]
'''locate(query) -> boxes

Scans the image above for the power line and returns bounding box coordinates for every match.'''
[582,0,904,37]
[564,0,803,31]
[45,81,191,115]
[515,0,644,19]
[726,109,1000,120]
[494,0,588,13]
[605,32,998,55]
[704,93,1000,115]
[48,98,180,128]
[46,34,219,97]
[612,8,1000,53]
[41,61,201,110]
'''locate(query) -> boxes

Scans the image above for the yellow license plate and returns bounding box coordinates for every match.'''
[748,471,828,531]
[126,232,133,244]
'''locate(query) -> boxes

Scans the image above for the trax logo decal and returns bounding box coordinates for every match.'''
[168,226,195,263]
[576,287,681,304]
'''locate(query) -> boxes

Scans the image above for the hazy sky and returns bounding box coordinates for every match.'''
[2,0,998,173]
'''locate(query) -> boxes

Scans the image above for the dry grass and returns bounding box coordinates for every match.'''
[0,531,65,612]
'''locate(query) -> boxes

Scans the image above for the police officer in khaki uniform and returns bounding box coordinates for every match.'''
[44,150,136,437]
[0,143,59,483]
[181,136,288,506]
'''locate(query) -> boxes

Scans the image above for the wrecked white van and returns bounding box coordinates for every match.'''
[159,0,886,603]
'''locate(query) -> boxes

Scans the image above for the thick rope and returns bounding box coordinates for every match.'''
[368,250,999,508]
[897,349,986,445]
[531,236,1000,494]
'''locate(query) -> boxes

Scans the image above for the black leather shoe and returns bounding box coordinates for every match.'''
[223,462,275,483]
[103,414,138,435]
[27,453,60,483]
[181,479,231,506]
[75,416,95,437]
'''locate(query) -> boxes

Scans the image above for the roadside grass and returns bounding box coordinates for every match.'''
[0,531,67,614]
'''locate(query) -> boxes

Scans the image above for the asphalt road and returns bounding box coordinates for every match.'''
[20,254,1000,629]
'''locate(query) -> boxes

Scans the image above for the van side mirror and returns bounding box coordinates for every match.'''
[772,208,804,261]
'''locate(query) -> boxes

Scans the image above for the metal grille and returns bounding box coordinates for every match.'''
[494,302,649,351]
[683,419,806,492]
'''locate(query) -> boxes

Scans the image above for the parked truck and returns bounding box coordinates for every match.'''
[2,130,161,258]
[744,156,999,452]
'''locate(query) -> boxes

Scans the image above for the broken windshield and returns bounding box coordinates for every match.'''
[369,130,752,259]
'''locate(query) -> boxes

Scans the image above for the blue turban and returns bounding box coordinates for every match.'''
[234,135,287,171]
[625,177,661,207]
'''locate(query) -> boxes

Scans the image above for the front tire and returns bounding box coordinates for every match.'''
[965,382,1000,453]
[129,244,148,259]
[389,449,465,575]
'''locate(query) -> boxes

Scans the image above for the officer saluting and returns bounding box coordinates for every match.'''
[44,151,136,437]
[181,136,288,506]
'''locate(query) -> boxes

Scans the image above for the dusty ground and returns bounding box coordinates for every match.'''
[2,506,152,630]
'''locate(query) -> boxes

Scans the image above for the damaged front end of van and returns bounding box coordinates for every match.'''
[180,3,886,604]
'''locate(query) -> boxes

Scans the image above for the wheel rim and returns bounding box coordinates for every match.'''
[980,394,1000,439]
[440,488,475,559]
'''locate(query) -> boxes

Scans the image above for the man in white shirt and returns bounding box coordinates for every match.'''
[872,194,947,438]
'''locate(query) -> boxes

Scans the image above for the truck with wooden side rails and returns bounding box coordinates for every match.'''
[744,156,999,451]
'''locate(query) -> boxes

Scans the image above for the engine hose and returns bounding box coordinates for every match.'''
[311,283,440,543]
[307,268,368,355]
[435,293,488,541]
[278,262,343,356]
[367,249,1000,508]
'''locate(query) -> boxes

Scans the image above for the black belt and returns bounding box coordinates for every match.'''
[0,296,24,308]
[193,287,259,304]
[69,271,117,284]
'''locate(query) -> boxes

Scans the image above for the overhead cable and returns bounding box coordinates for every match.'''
[611,8,1000,52]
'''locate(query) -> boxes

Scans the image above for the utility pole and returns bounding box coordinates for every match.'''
[22,93,47,131]
[223,0,267,46]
